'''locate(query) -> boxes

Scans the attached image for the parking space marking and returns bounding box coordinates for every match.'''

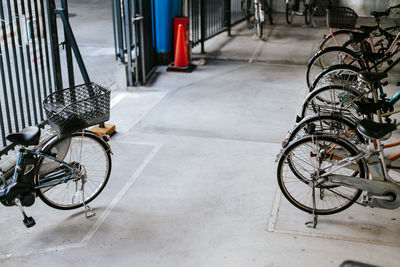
[81,142,162,244]
[266,189,400,248]
[0,141,162,260]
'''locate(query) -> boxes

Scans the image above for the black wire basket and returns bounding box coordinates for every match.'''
[43,83,110,134]
[326,6,358,29]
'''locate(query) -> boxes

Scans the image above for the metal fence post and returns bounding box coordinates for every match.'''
[200,0,205,53]
[61,0,75,88]
[226,0,231,36]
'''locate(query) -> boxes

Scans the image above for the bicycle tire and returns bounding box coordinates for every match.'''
[286,113,365,145]
[311,64,362,92]
[306,47,365,88]
[265,1,273,25]
[255,4,263,38]
[285,1,294,24]
[301,84,362,119]
[35,131,112,210]
[319,30,357,50]
[304,4,313,25]
[277,135,367,215]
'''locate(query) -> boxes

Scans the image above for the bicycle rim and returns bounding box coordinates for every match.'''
[277,135,365,215]
[36,132,111,210]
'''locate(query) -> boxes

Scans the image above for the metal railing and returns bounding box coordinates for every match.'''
[112,0,157,86]
[0,0,89,155]
[189,0,247,53]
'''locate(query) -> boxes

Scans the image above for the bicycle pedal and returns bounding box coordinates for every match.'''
[23,216,36,228]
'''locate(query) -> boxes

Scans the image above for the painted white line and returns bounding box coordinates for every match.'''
[110,92,128,108]
[0,142,162,260]
[271,228,400,248]
[249,41,263,64]
[0,243,85,260]
[81,143,162,245]
[267,187,281,232]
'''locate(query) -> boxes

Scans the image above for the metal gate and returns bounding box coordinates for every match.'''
[189,0,248,53]
[112,0,157,86]
[0,0,88,154]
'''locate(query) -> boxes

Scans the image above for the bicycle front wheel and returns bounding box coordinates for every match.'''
[277,135,366,215]
[319,30,356,50]
[36,131,112,210]
[285,0,294,24]
[304,4,313,25]
[306,47,364,89]
[255,4,263,38]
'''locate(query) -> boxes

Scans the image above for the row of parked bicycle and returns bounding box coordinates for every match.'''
[276,5,400,228]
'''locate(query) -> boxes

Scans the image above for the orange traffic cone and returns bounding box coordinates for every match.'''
[167,24,196,72]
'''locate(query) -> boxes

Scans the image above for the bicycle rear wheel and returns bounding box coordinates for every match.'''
[277,135,366,215]
[311,64,361,91]
[286,113,365,145]
[301,85,362,119]
[36,131,112,210]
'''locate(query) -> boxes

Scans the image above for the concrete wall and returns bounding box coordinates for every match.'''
[271,0,400,17]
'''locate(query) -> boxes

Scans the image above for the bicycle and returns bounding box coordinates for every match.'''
[0,83,112,228]
[308,5,400,88]
[285,0,317,26]
[276,118,400,227]
[319,5,400,50]
[244,0,273,38]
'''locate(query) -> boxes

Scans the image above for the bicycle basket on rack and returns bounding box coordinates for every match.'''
[326,6,358,29]
[43,82,110,134]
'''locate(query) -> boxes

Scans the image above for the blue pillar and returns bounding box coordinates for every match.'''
[153,0,181,64]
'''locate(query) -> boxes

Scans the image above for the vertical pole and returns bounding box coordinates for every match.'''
[47,0,63,91]
[12,0,32,126]
[40,0,54,96]
[34,0,50,120]
[137,1,146,84]
[226,0,231,36]
[27,0,45,121]
[123,0,133,86]
[131,0,140,85]
[21,0,39,124]
[56,10,90,84]
[6,0,25,128]
[200,0,205,53]
[61,0,75,88]
[115,0,125,63]
[0,1,20,132]
[111,0,118,60]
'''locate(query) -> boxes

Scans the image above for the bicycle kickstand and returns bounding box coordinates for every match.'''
[305,180,318,228]
[81,177,95,219]
[15,197,36,228]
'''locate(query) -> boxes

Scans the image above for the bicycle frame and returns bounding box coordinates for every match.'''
[0,148,78,197]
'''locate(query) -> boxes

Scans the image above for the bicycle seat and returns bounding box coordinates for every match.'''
[6,126,40,146]
[349,32,370,43]
[357,120,396,139]
[352,100,380,115]
[359,25,378,34]
[358,71,388,84]
[371,10,390,18]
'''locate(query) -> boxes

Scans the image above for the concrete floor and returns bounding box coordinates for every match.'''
[1,2,400,267]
